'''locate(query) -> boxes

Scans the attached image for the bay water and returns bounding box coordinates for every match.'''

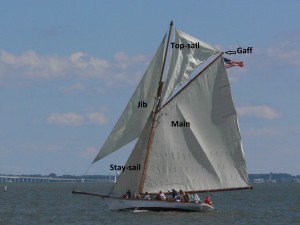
[0,183,299,225]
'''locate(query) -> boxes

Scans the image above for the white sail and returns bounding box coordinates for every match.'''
[93,34,166,162]
[109,116,152,196]
[73,23,252,213]
[142,55,249,193]
[161,29,219,105]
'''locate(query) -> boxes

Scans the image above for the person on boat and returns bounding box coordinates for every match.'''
[190,194,201,203]
[171,189,178,199]
[156,191,166,200]
[178,190,184,201]
[204,195,213,205]
[134,193,141,198]
[143,192,151,200]
[183,192,190,202]
[125,189,131,198]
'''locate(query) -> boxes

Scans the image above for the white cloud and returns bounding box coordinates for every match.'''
[248,32,300,69]
[47,111,108,126]
[87,112,108,125]
[60,83,86,94]
[69,52,110,75]
[266,48,300,67]
[114,52,147,69]
[0,50,110,80]
[237,105,280,119]
[47,113,85,126]
[215,33,300,80]
[0,50,149,87]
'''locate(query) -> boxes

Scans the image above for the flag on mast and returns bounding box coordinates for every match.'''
[224,57,244,68]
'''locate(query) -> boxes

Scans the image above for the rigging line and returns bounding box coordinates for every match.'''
[72,163,93,192]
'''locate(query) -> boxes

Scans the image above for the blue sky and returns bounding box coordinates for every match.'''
[0,1,299,176]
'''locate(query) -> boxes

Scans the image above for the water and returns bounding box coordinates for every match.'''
[0,183,299,225]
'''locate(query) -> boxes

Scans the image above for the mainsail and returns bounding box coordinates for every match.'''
[143,54,249,193]
[93,23,250,196]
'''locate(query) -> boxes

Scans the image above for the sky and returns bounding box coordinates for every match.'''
[0,0,299,176]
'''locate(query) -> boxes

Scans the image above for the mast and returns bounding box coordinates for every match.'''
[138,21,173,193]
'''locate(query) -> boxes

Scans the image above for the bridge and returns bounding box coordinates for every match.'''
[0,175,116,183]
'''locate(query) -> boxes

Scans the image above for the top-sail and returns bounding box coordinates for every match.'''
[161,29,219,105]
[93,34,166,162]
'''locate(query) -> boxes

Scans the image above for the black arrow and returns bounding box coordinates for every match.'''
[225,50,236,55]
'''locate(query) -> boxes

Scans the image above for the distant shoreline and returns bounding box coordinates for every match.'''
[1,172,299,182]
[249,173,300,183]
[0,174,116,183]
[0,173,300,184]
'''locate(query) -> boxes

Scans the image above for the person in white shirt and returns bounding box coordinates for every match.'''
[157,191,166,200]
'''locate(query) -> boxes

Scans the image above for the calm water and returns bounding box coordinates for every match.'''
[0,183,299,225]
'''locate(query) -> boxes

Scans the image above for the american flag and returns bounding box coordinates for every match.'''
[224,57,244,68]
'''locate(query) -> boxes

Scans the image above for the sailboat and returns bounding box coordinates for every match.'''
[73,21,252,212]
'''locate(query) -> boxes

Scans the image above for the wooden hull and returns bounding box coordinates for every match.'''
[106,198,214,212]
